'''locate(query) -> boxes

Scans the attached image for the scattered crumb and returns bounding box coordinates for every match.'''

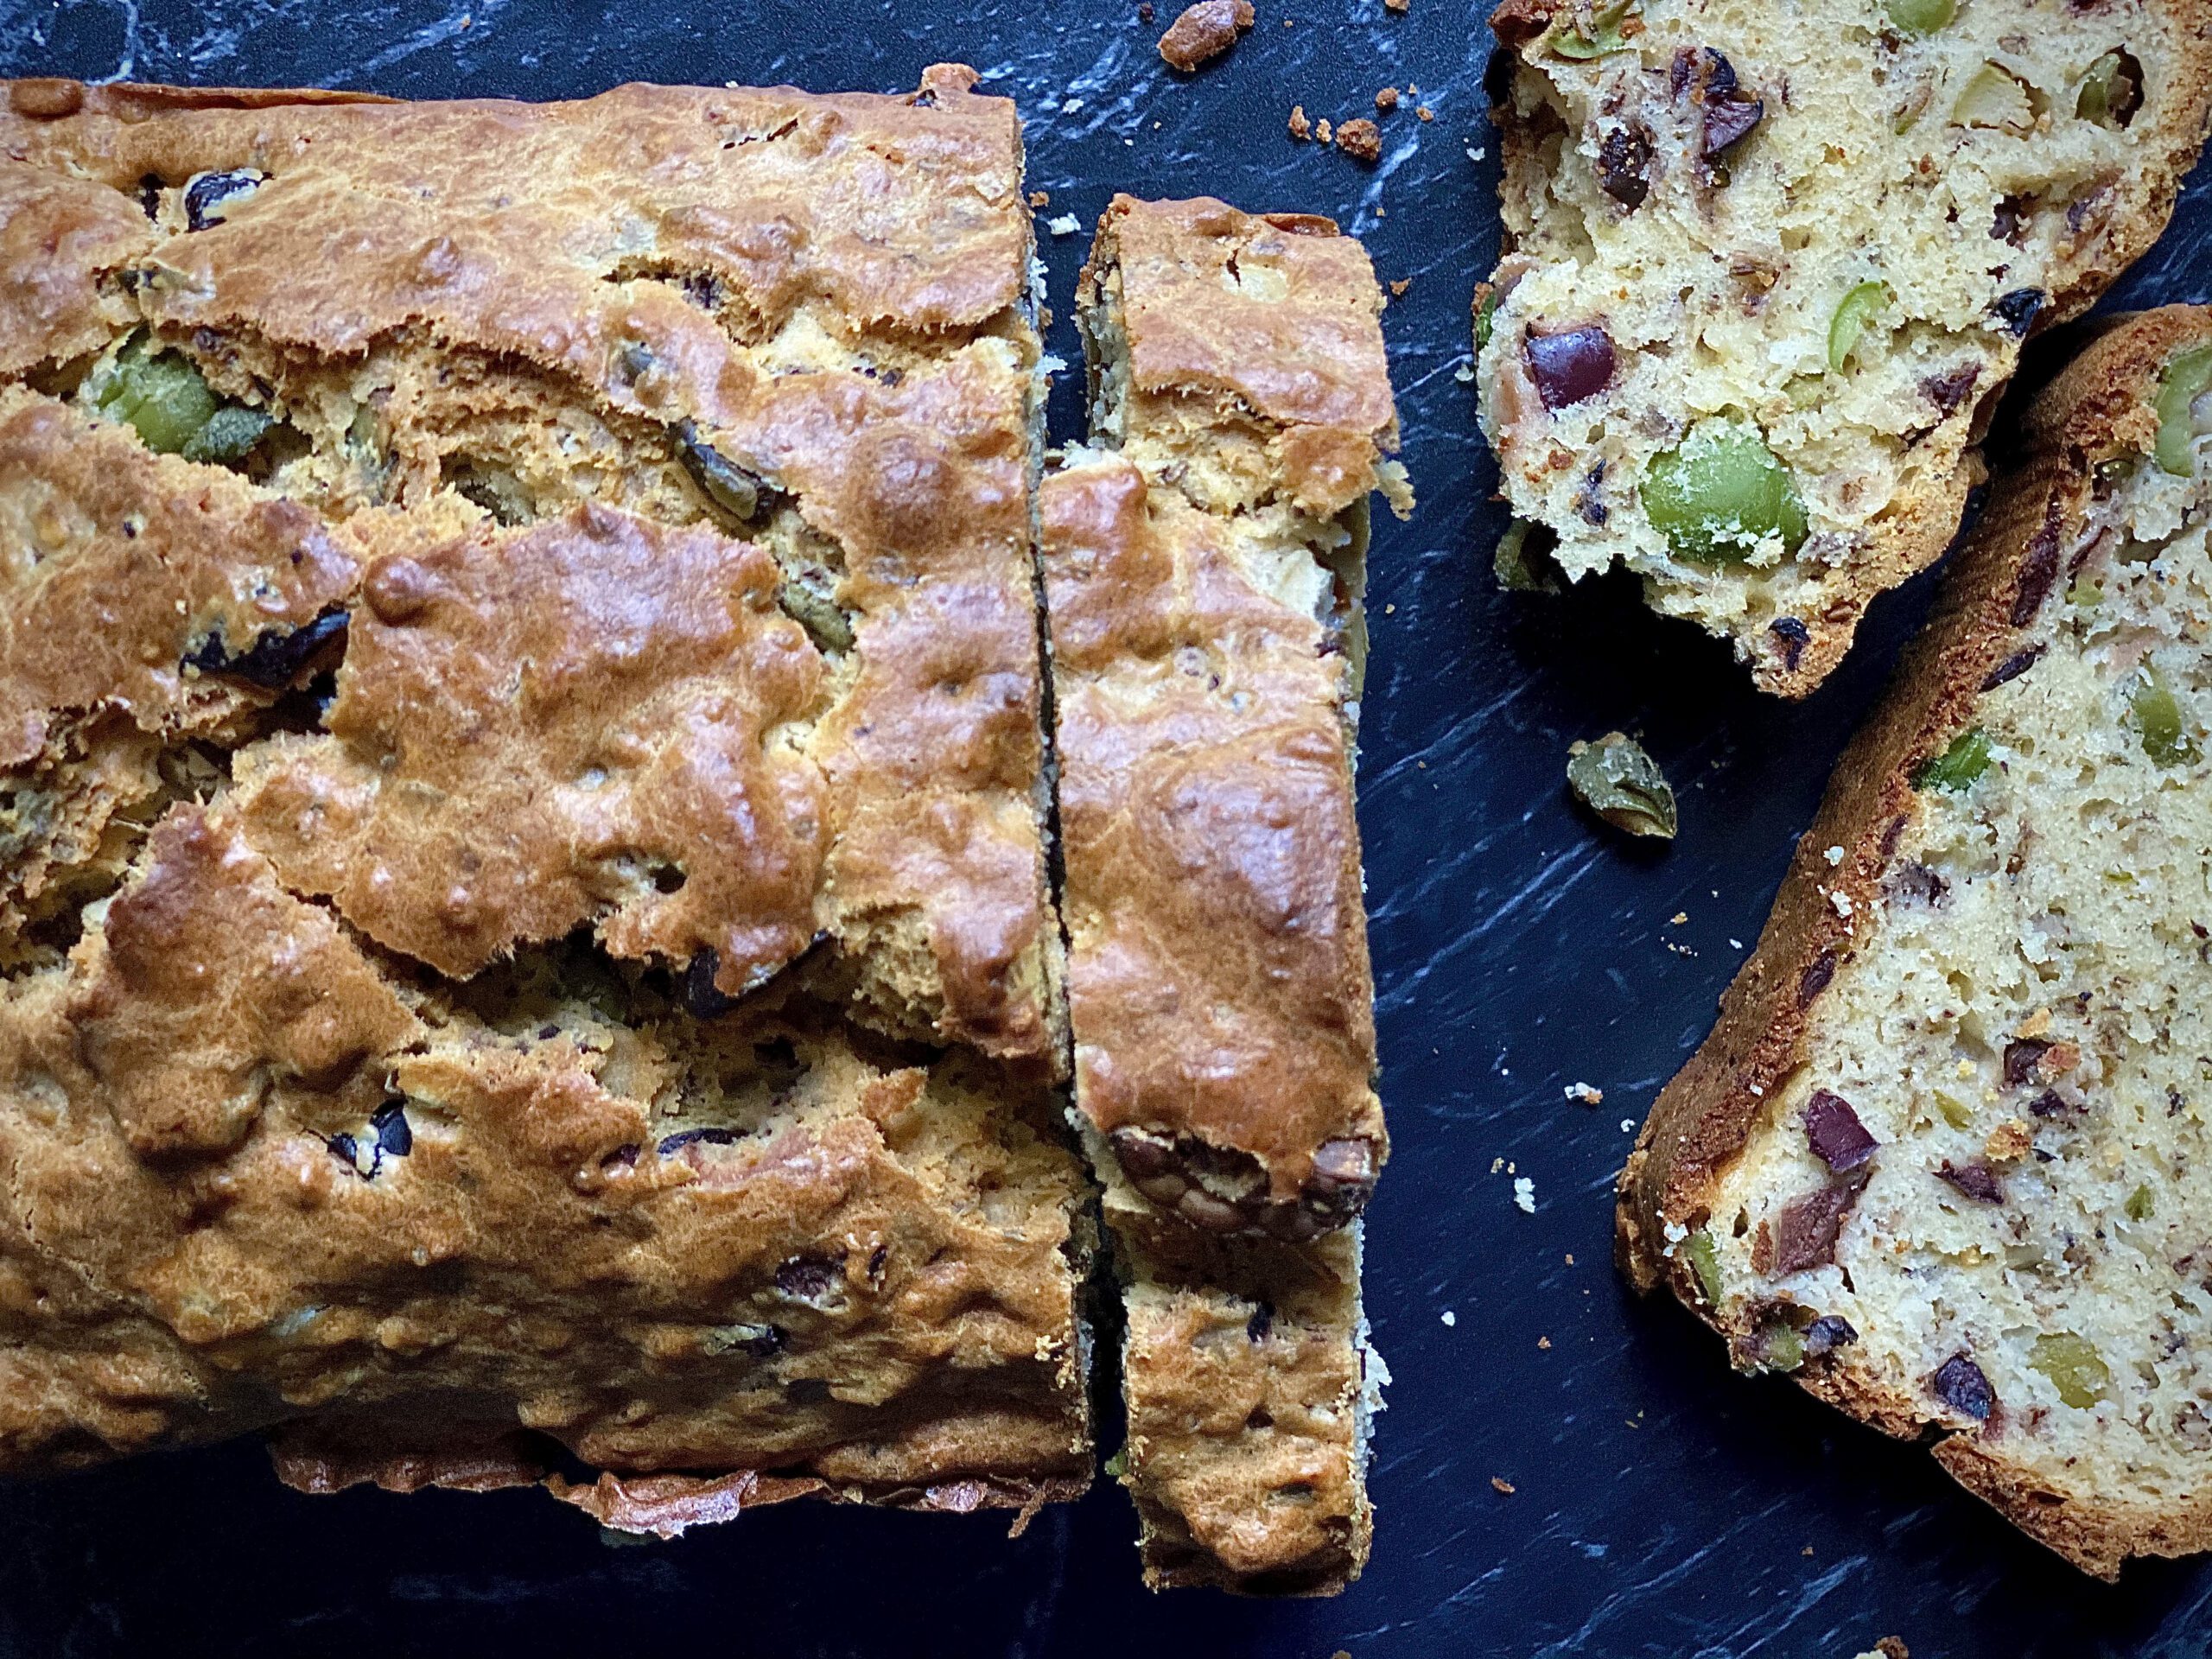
[1619,1118,1636,1133]
[1375,86,1401,112]
[1387,0,1409,10]
[1288,103,1313,141]
[1802,1545,1815,1557]
[1317,117,1334,143]
[1417,105,1434,120]
[1728,937,1744,950]
[1046,213,1082,237]
[1158,0,1255,71]
[1565,1081,1604,1105]
[1440,1309,1457,1326]
[1466,143,1486,160]
[1139,0,1154,17]
[1336,116,1382,162]
[1670,912,1688,925]
[1513,1176,1535,1214]
[1383,601,1396,614]
[1390,277,1412,296]
[1830,888,1854,918]
[1490,1156,1503,1173]
[1564,1253,1574,1264]
[1491,1476,1516,1495]
[1824,843,1847,865]
[1537,1335,1552,1350]
[1027,190,1050,208]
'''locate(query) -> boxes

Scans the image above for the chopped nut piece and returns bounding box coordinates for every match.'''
[1337,117,1382,162]
[1157,0,1255,71]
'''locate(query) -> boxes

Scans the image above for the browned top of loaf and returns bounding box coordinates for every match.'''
[1088,192,1407,518]
[1044,455,1382,1208]
[1616,304,2212,1575]
[0,73,1084,1499]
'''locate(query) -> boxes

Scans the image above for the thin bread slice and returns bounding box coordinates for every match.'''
[1478,0,2212,694]
[1621,306,2212,1577]
[1044,194,1408,1592]
[0,72,1092,1521]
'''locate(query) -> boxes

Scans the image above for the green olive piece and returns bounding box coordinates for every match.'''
[86,331,270,461]
[1912,727,1991,791]
[2126,1182,2156,1221]
[1827,280,1889,372]
[1551,0,1639,59]
[1684,1230,1723,1303]
[2028,1332,2110,1408]
[1642,419,1809,564]
[2075,51,2126,123]
[1474,287,1499,354]
[1567,731,1678,839]
[1885,0,1955,32]
[2132,666,2198,766]
[2155,343,2212,475]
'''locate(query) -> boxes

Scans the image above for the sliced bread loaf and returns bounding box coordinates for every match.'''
[1621,306,2212,1575]
[1480,0,2212,694]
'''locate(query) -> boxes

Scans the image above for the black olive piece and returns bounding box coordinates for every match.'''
[1575,461,1609,526]
[657,1126,742,1155]
[1921,365,1982,419]
[1246,1300,1275,1342]
[1991,194,2032,245]
[1701,92,1764,158]
[1930,1353,1995,1420]
[1524,323,1617,410]
[674,420,766,524]
[1992,288,2046,337]
[1802,1315,1859,1357]
[774,1254,845,1304]
[1980,644,2045,690]
[325,1132,360,1172]
[680,947,741,1019]
[184,168,265,232]
[136,174,163,220]
[372,1102,413,1159]
[1770,616,1810,671]
[1595,125,1652,209]
[186,606,349,690]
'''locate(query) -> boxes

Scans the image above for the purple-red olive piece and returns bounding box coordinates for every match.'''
[1525,323,1617,409]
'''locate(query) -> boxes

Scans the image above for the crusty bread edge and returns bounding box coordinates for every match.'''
[1481,0,2212,698]
[1616,303,2212,1578]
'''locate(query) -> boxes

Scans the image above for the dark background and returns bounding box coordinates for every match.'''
[1,1,2208,1653]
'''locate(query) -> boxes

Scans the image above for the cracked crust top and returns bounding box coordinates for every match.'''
[0,72,1086,1514]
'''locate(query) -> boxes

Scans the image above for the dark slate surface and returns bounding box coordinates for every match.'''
[1,2,2209,1654]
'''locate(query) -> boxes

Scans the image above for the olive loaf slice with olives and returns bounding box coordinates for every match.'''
[1045,195,1408,1592]
[1621,307,2212,1577]
[1479,0,2212,695]
[0,72,1094,1524]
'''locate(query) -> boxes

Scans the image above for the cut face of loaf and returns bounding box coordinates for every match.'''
[1046,194,1408,1592]
[1621,307,2212,1577]
[1479,0,2212,695]
[0,71,1093,1521]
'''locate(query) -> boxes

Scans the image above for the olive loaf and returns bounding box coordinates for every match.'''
[1479,0,2212,694]
[1621,306,2212,1576]
[0,70,1093,1523]
[1045,195,1408,1592]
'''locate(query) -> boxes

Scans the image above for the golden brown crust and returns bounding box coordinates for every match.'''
[0,72,1089,1524]
[1619,304,2212,1576]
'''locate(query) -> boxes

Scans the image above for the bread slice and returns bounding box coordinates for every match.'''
[1621,306,2212,1576]
[1044,195,1408,1591]
[0,71,1092,1522]
[1478,0,2212,694]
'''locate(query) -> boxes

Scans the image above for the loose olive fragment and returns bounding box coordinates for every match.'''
[86,332,271,462]
[2154,343,2212,476]
[1642,418,1808,564]
[1912,727,1991,791]
[1550,0,1639,58]
[2131,666,2198,766]
[1885,0,1955,34]
[2126,1183,2156,1221]
[1684,1229,1723,1303]
[1827,280,1889,372]
[2028,1332,2110,1408]
[1567,731,1678,839]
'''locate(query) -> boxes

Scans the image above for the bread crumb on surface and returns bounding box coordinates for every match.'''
[1027,189,1050,208]
[1513,1176,1535,1213]
[1157,0,1254,71]
[1537,1335,1553,1350]
[1416,104,1434,120]
[1375,86,1400,111]
[1385,0,1409,11]
[1565,1081,1604,1104]
[1440,1308,1457,1326]
[1316,117,1334,143]
[1336,117,1382,162]
[1491,1476,1516,1494]
[1287,103,1312,141]
[1389,277,1412,297]
[1046,213,1081,237]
